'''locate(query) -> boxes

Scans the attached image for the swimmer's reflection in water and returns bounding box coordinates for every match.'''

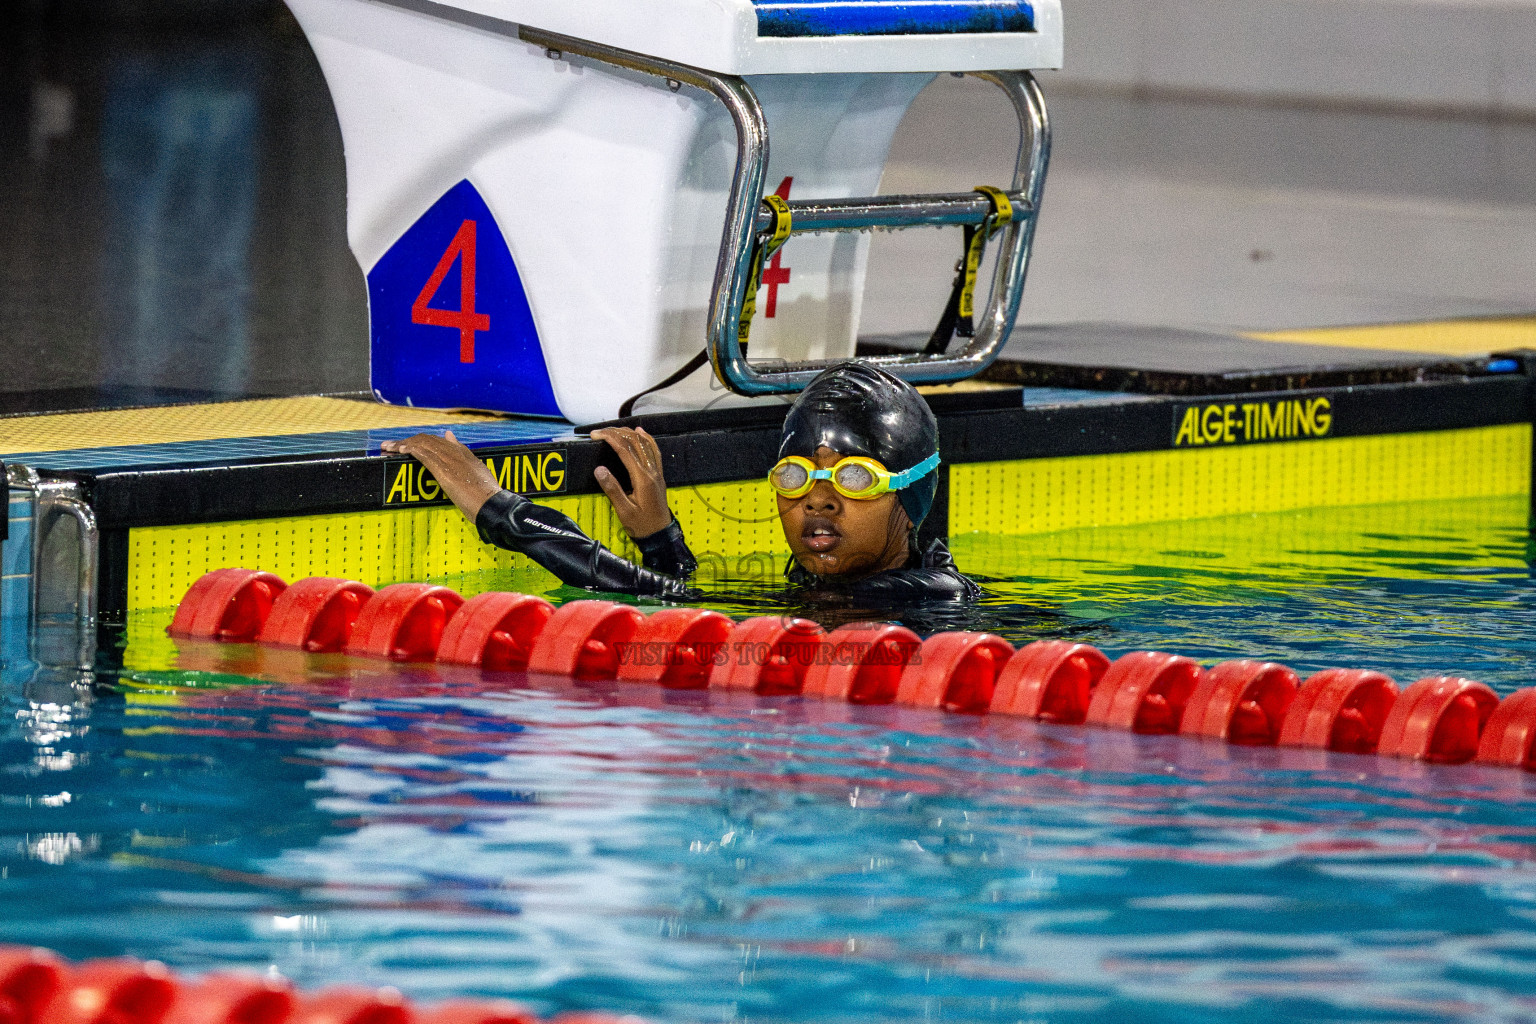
[381,363,979,605]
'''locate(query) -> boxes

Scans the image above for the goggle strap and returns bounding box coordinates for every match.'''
[887,452,941,490]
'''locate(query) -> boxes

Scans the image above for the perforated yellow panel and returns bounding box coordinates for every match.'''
[0,397,498,455]
[670,479,791,578]
[950,424,1530,536]
[1249,316,1536,357]
[127,480,790,611]
[129,505,511,612]
[128,425,1528,608]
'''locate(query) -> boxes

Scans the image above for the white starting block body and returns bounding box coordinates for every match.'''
[285,0,1062,422]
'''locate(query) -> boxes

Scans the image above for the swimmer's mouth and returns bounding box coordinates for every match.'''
[802,517,841,553]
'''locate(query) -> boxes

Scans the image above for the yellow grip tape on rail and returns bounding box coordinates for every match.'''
[957,186,1016,321]
[973,185,1014,227]
[738,194,793,349]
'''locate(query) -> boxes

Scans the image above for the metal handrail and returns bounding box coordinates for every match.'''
[754,190,1032,234]
[518,27,1052,397]
[8,465,98,671]
[38,484,99,644]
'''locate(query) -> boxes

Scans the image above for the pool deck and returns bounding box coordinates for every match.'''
[3,316,1529,471]
[1,316,1532,621]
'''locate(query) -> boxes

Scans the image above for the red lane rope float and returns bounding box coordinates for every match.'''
[709,617,824,695]
[1377,676,1500,764]
[991,640,1110,723]
[1087,651,1202,734]
[1181,660,1299,746]
[801,623,921,704]
[1477,687,1536,769]
[291,987,411,1024]
[259,577,376,653]
[167,568,287,643]
[615,607,734,689]
[40,957,178,1024]
[1278,668,1399,754]
[346,584,467,662]
[420,1000,539,1024]
[438,592,556,672]
[527,601,645,680]
[163,974,295,1024]
[0,945,63,1024]
[167,569,1536,775]
[895,632,1013,714]
[0,947,637,1024]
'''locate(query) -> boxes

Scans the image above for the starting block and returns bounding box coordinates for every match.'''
[285,0,1061,421]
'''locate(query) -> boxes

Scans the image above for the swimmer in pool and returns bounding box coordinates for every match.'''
[380,362,979,603]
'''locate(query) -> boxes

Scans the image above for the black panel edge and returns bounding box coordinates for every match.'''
[1523,355,1536,529]
[85,428,785,530]
[855,338,1502,396]
[574,384,1026,437]
[945,375,1531,464]
[99,528,129,625]
[978,356,1491,396]
[75,375,1531,531]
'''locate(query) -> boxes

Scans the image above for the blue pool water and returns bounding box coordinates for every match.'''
[4,496,1536,1022]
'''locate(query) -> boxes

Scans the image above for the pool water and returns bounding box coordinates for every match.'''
[5,495,1536,1022]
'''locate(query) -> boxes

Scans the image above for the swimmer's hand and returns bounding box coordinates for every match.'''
[379,431,500,521]
[590,426,674,540]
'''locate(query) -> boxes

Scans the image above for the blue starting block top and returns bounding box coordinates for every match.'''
[410,0,1061,75]
[753,0,1033,37]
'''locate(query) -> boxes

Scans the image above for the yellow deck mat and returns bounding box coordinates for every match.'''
[915,379,1016,395]
[0,396,500,455]
[1249,315,1536,357]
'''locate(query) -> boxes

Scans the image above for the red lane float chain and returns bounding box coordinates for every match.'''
[0,946,639,1024]
[167,568,1536,770]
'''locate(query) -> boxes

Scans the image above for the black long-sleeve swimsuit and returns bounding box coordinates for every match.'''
[475,489,980,603]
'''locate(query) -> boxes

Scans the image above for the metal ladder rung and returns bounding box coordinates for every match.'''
[519,24,1051,397]
[755,191,1034,235]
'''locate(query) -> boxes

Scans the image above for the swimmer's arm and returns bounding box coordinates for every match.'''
[378,427,685,547]
[589,427,697,577]
[380,430,500,521]
[380,431,693,597]
[474,491,693,599]
[589,427,670,535]
[631,519,698,578]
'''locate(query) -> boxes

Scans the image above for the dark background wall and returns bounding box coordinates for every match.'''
[0,0,368,412]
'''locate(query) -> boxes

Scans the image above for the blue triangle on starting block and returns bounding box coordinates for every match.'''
[368,179,561,418]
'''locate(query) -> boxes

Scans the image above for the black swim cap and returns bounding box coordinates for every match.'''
[778,362,940,528]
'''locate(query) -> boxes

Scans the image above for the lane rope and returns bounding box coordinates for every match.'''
[167,569,1536,771]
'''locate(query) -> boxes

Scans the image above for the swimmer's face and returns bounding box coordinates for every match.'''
[777,446,912,578]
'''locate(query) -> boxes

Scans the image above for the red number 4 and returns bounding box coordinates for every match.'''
[411,219,489,363]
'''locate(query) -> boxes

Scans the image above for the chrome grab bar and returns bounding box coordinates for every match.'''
[754,190,1032,235]
[519,27,1051,397]
[38,484,99,644]
[8,464,98,671]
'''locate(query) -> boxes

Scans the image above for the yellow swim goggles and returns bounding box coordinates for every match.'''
[768,452,941,500]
